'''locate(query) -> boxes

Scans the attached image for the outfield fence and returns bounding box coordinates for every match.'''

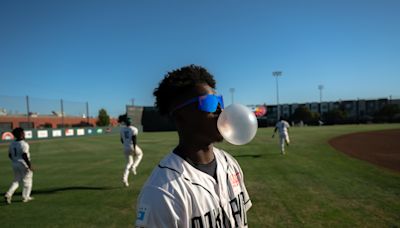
[0,126,121,144]
[0,95,92,131]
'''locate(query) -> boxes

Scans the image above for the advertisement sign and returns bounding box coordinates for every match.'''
[65,129,74,136]
[254,106,267,117]
[37,130,49,138]
[1,132,14,140]
[88,129,93,134]
[77,129,85,136]
[52,129,62,137]
[249,105,267,117]
[24,130,33,139]
[96,129,103,134]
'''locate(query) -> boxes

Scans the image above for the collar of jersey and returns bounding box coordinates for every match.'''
[159,147,228,181]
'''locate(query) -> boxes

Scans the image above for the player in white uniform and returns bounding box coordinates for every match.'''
[272,117,291,155]
[136,65,252,227]
[119,114,143,187]
[4,127,34,204]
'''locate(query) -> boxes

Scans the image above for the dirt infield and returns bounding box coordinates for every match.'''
[329,129,400,172]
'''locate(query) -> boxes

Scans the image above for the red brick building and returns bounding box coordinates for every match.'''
[0,115,118,131]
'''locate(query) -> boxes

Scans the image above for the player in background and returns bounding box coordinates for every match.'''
[118,114,143,187]
[135,65,252,227]
[4,127,34,204]
[272,117,291,155]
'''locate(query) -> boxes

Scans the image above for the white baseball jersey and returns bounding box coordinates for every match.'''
[135,147,252,228]
[275,120,290,136]
[120,126,138,150]
[8,140,30,168]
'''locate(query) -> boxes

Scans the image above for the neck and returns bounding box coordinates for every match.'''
[175,139,215,164]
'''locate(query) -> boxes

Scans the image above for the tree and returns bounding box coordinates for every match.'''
[324,108,347,124]
[291,105,317,124]
[96,108,110,126]
[374,104,400,122]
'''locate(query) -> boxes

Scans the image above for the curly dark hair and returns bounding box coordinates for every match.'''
[153,64,216,115]
[12,127,24,138]
[118,114,127,123]
[118,114,131,125]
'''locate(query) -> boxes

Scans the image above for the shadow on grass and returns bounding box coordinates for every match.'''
[1,186,120,206]
[31,186,120,195]
[233,154,262,158]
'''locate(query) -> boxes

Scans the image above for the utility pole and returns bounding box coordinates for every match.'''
[61,99,64,128]
[26,96,31,129]
[86,102,90,125]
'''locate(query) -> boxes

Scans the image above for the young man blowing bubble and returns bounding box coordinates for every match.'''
[135,65,252,227]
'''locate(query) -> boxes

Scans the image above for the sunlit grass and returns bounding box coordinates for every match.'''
[0,124,399,227]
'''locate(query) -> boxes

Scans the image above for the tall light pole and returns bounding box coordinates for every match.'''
[229,88,235,105]
[318,85,324,103]
[318,85,324,115]
[272,71,282,121]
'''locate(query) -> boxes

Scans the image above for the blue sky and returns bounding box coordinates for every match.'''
[1,0,399,117]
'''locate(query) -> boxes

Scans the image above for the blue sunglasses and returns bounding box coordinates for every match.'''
[171,94,224,114]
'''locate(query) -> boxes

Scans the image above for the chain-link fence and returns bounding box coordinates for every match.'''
[0,95,92,131]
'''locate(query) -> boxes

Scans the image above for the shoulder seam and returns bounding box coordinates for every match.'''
[158,164,181,174]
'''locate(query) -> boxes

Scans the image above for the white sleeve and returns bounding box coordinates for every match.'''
[132,127,138,136]
[22,142,30,159]
[24,142,29,152]
[135,185,184,228]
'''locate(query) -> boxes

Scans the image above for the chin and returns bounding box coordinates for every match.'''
[217,133,224,141]
[204,131,223,144]
[212,132,224,143]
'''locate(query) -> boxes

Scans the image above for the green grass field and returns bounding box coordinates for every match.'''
[1,124,400,227]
